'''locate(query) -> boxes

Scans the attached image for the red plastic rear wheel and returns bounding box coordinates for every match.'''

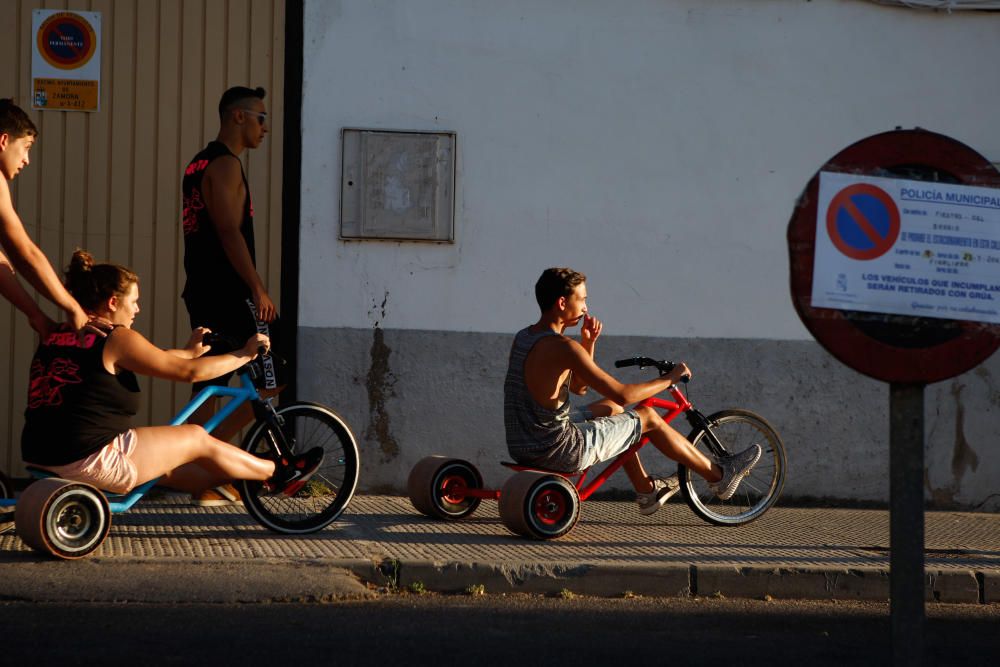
[499,472,579,540]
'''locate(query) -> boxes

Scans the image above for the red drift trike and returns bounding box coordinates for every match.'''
[408,357,786,540]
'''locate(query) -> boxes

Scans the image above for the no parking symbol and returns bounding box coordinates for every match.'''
[36,12,97,70]
[825,183,900,260]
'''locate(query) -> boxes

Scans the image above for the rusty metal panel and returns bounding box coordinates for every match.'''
[341,129,456,242]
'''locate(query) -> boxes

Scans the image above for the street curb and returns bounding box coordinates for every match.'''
[694,565,890,601]
[1,556,996,604]
[0,559,375,604]
[393,560,692,597]
[983,571,1000,604]
[927,569,980,603]
[345,559,1000,603]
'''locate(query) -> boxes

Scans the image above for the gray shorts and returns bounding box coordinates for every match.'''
[570,407,643,469]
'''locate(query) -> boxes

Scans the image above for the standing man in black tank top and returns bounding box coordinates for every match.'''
[180,86,282,506]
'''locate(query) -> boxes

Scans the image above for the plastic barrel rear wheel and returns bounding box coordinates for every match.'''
[15,478,111,559]
[679,409,786,526]
[408,456,483,520]
[499,472,580,540]
[239,402,360,534]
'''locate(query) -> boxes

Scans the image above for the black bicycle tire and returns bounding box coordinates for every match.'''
[678,409,786,526]
[239,402,360,534]
[0,469,11,499]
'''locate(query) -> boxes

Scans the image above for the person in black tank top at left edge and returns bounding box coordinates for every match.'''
[21,249,322,500]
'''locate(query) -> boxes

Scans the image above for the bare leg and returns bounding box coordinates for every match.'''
[157,462,227,494]
[129,425,275,490]
[586,399,657,493]
[585,399,623,418]
[635,405,722,482]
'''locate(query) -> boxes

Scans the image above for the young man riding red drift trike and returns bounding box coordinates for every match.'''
[409,268,784,539]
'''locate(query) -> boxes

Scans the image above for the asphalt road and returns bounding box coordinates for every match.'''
[2,594,997,666]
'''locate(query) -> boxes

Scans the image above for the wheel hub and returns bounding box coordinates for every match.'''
[56,503,91,539]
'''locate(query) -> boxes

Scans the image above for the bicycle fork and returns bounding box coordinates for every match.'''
[251,398,294,461]
[683,409,731,460]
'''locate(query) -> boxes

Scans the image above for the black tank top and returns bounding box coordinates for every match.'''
[181,141,256,301]
[21,328,141,466]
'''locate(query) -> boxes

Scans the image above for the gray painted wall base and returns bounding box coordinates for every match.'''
[298,327,1000,511]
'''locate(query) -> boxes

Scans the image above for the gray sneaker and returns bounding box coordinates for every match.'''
[636,474,680,515]
[708,444,762,500]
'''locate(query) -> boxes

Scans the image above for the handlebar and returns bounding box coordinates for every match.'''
[202,332,269,356]
[614,356,689,383]
[201,332,281,386]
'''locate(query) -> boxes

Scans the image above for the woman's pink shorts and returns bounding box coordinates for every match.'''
[31,430,139,494]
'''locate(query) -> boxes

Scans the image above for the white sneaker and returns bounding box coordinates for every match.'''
[708,444,762,500]
[636,473,680,515]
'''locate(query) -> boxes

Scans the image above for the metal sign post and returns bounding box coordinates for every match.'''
[889,383,925,666]
[787,128,1000,665]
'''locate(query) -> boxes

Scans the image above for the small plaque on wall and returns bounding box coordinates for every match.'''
[341,129,456,242]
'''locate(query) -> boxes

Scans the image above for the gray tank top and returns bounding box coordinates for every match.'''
[503,326,584,471]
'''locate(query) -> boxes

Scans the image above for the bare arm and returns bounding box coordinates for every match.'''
[163,327,213,359]
[0,179,88,329]
[562,338,689,405]
[0,253,56,336]
[569,313,602,394]
[202,156,276,322]
[105,327,267,384]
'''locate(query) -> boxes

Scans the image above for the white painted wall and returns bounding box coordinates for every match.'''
[300,0,1000,340]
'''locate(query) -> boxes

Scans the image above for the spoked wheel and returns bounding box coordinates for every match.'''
[239,402,360,534]
[679,409,786,526]
[15,478,111,559]
[0,470,12,534]
[0,469,11,499]
[499,472,580,540]
[408,456,483,520]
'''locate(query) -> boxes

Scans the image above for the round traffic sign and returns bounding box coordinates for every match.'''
[787,128,1000,384]
[36,12,97,70]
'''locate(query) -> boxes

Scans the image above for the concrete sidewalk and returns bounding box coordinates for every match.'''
[2,494,998,604]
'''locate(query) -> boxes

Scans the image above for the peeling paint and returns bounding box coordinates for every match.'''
[949,382,979,483]
[364,293,400,463]
[973,367,1000,407]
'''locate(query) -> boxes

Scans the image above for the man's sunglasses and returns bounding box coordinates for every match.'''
[239,109,268,126]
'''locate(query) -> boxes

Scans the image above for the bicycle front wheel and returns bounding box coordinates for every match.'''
[679,409,786,526]
[239,402,360,534]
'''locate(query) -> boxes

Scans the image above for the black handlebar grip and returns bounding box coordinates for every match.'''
[614,358,640,368]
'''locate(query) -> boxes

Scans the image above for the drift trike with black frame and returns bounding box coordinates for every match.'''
[0,337,360,559]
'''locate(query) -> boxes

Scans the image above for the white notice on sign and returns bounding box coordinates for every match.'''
[812,171,1000,324]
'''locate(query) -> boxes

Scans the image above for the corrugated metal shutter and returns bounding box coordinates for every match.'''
[0,0,285,475]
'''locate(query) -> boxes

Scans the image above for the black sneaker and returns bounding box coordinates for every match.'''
[265,447,325,496]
